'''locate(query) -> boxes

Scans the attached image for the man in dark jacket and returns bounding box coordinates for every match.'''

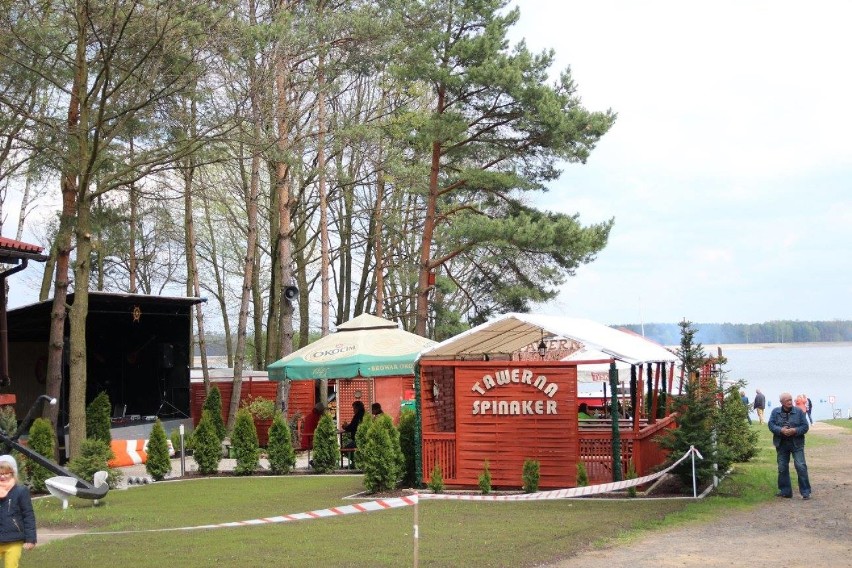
[767,392,811,499]
[753,389,766,424]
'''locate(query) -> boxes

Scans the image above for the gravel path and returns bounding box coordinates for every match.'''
[545,422,852,568]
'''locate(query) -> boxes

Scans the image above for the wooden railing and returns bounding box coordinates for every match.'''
[422,432,457,481]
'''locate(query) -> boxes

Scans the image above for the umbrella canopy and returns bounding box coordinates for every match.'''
[267,313,436,381]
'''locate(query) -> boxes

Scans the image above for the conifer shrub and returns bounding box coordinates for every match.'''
[311,414,339,473]
[478,461,492,495]
[145,419,172,481]
[192,410,222,474]
[428,464,444,493]
[231,408,260,475]
[26,418,56,492]
[576,461,588,487]
[626,459,638,497]
[361,415,404,493]
[0,406,17,435]
[202,386,227,443]
[170,428,186,456]
[86,391,112,444]
[397,409,417,487]
[719,384,758,463]
[352,412,374,468]
[68,438,122,488]
[267,413,296,474]
[522,459,540,493]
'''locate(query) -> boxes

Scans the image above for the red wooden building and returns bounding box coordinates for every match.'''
[417,313,679,489]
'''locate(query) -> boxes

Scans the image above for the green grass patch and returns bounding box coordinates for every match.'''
[28,425,832,567]
[824,419,852,430]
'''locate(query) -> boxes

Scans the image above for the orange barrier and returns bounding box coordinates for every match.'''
[108,439,174,468]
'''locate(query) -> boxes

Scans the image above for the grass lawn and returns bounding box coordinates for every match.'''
[28,426,785,567]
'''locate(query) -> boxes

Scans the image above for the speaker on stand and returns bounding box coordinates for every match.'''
[156,343,184,418]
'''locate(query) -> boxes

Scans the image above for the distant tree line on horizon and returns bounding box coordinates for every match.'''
[617,320,852,346]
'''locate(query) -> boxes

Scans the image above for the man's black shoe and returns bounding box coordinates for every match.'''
[775,492,792,498]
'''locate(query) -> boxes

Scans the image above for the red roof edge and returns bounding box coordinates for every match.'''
[0,237,44,253]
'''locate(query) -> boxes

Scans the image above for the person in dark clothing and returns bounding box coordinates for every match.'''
[741,390,752,424]
[753,389,766,424]
[371,402,383,417]
[767,392,811,499]
[0,455,36,568]
[342,400,366,449]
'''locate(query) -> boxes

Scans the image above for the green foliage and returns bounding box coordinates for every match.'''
[86,391,112,444]
[0,406,17,435]
[361,415,404,493]
[192,410,222,475]
[428,464,444,493]
[145,420,172,481]
[478,461,492,495]
[626,459,637,498]
[522,459,540,493]
[575,461,588,487]
[311,414,339,473]
[397,410,417,487]
[354,412,375,468]
[241,396,276,420]
[659,320,735,487]
[719,385,759,463]
[170,428,186,456]
[26,418,56,492]
[68,439,122,488]
[267,413,296,475]
[231,408,260,475]
[202,386,227,443]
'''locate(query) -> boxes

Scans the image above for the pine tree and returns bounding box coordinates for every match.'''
[193,410,222,475]
[719,384,759,463]
[522,459,540,493]
[202,386,228,443]
[231,408,260,475]
[478,461,492,495]
[361,415,404,493]
[397,410,417,487]
[86,391,112,444]
[26,418,56,492]
[311,414,339,473]
[145,419,172,481]
[68,439,122,488]
[267,413,296,474]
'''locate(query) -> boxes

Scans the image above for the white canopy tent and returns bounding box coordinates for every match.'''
[419,313,677,366]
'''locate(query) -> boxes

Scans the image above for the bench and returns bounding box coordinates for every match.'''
[340,447,356,469]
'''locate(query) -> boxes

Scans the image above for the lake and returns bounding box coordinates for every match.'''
[712,342,852,421]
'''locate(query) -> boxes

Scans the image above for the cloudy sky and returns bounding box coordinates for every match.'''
[513,0,852,325]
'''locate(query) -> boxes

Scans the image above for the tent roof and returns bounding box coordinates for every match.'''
[419,313,677,366]
[267,314,435,381]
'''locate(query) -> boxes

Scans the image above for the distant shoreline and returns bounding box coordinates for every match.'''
[665,341,852,351]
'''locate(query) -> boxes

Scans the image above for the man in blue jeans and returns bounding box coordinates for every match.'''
[767,392,811,499]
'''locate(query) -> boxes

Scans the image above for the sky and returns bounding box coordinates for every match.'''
[4,1,851,329]
[513,1,852,325]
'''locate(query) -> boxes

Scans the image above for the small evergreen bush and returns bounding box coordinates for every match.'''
[361,415,404,493]
[231,408,260,475]
[267,413,296,474]
[428,464,444,493]
[0,406,17,435]
[397,410,417,487]
[522,459,540,493]
[26,418,56,492]
[145,419,172,481]
[68,438,122,488]
[626,459,638,498]
[478,461,492,495]
[86,391,112,444]
[311,414,339,473]
[170,428,184,456]
[202,386,227,443]
[192,410,222,474]
[353,413,374,468]
[719,384,759,463]
[576,461,588,487]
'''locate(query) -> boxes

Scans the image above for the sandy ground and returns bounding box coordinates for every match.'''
[544,421,852,568]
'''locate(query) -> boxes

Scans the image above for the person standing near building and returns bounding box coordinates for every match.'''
[753,389,766,424]
[0,455,37,568]
[740,390,752,424]
[804,394,813,425]
[768,392,811,499]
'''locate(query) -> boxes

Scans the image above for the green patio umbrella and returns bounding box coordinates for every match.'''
[267,313,435,381]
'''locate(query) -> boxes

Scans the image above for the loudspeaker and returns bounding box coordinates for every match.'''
[159,343,174,369]
[284,286,299,300]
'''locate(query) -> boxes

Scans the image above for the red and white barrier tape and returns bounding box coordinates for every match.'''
[84,446,702,536]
